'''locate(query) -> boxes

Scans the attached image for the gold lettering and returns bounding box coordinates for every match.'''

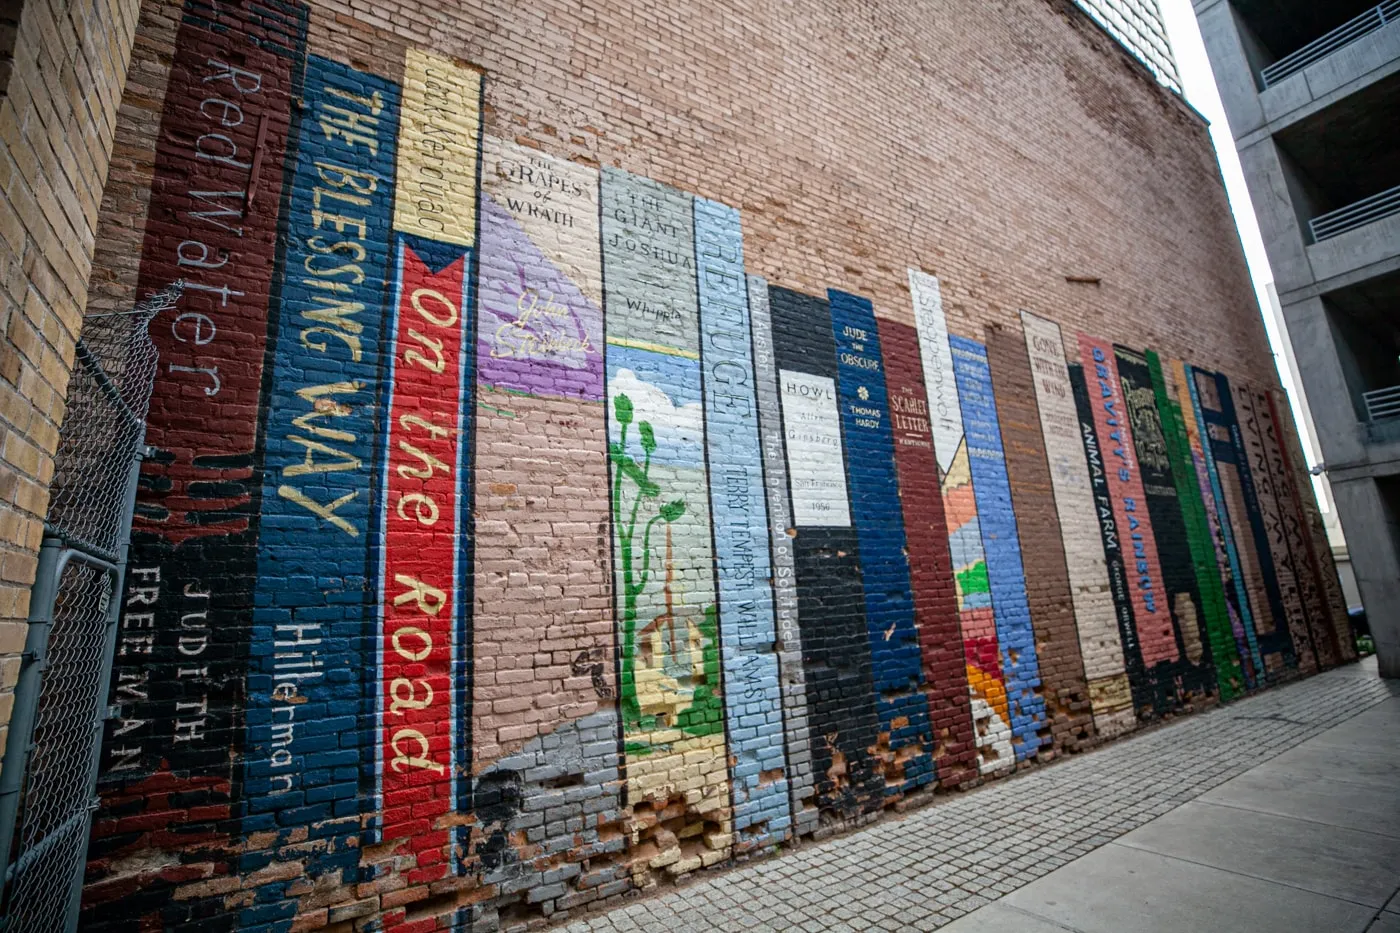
[390,624,432,661]
[395,491,439,526]
[284,435,361,477]
[411,288,457,327]
[303,297,365,335]
[389,728,445,775]
[396,441,449,481]
[403,329,445,373]
[277,486,357,537]
[392,575,446,617]
[388,677,434,714]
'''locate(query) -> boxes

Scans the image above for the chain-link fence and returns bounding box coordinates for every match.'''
[0,282,181,932]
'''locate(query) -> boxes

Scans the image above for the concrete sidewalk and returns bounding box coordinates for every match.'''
[562,658,1399,933]
[944,664,1400,933]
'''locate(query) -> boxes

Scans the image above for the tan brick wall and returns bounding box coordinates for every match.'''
[0,0,140,764]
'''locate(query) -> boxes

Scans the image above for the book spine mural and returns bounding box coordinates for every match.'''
[1020,313,1135,736]
[878,318,978,787]
[372,48,482,930]
[695,199,790,848]
[1151,354,1244,699]
[1265,388,1357,663]
[748,276,819,834]
[1217,372,1298,674]
[247,52,398,929]
[829,289,937,794]
[470,137,624,913]
[1177,361,1262,688]
[909,271,1012,773]
[986,325,1095,753]
[1113,346,1215,705]
[1078,336,1178,713]
[1232,385,1317,673]
[78,10,1368,925]
[601,168,733,879]
[1253,387,1336,669]
[950,335,1048,762]
[88,2,307,927]
[769,285,884,819]
[1068,361,1148,715]
[1189,367,1276,678]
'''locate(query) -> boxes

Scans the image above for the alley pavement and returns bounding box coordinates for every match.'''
[563,658,1400,933]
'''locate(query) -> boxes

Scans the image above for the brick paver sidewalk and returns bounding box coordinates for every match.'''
[561,659,1393,933]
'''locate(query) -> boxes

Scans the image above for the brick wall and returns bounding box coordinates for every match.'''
[42,0,1364,929]
[1022,312,1136,735]
[951,334,1050,763]
[0,0,139,764]
[986,326,1094,753]
[1152,352,1244,701]
[1114,345,1216,711]
[880,318,977,787]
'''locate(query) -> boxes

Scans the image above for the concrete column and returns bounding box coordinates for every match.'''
[1331,477,1400,677]
[1193,0,1266,138]
[1237,139,1315,294]
[1283,295,1366,467]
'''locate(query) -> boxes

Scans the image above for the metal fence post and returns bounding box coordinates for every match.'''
[0,540,65,900]
[59,438,145,930]
[0,281,181,932]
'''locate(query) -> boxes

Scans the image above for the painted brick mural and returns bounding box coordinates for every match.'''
[695,200,789,849]
[1219,370,1298,677]
[85,3,307,928]
[950,335,1048,763]
[1113,346,1216,707]
[471,137,623,919]
[1021,312,1135,736]
[878,319,977,788]
[985,326,1094,754]
[769,285,883,822]
[829,290,937,795]
[1183,363,1266,686]
[1080,335,1198,716]
[251,52,403,929]
[1233,385,1317,674]
[1266,388,1357,666]
[1150,353,1244,700]
[1194,368,1293,678]
[1254,389,1336,671]
[72,2,1360,926]
[910,272,1013,774]
[1069,361,1150,714]
[601,168,733,881]
[748,276,819,835]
